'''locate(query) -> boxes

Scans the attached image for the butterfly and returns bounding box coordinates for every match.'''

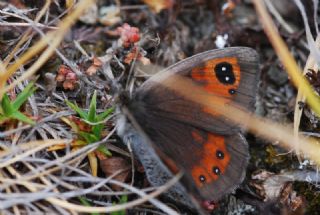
[115,47,260,211]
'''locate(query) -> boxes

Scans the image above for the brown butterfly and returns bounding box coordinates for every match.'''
[116,47,260,212]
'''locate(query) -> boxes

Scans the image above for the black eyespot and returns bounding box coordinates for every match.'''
[228,88,236,95]
[216,150,224,159]
[214,62,235,85]
[199,175,206,183]
[212,166,221,175]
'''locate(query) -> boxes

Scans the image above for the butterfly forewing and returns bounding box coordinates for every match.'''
[137,47,259,134]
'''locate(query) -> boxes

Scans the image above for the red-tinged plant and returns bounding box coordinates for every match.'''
[124,46,151,65]
[86,57,103,76]
[56,65,78,90]
[117,23,140,48]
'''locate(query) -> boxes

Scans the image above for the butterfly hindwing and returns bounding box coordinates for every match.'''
[126,105,249,202]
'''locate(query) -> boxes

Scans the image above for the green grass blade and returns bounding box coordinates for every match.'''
[66,100,88,119]
[12,82,36,111]
[97,145,112,156]
[111,195,127,215]
[92,124,103,139]
[97,107,114,121]
[93,107,114,139]
[10,111,35,125]
[0,115,9,124]
[79,131,99,143]
[78,196,100,215]
[88,91,97,122]
[1,94,14,115]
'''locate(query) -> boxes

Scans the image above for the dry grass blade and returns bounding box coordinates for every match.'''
[46,174,181,214]
[294,0,320,64]
[0,139,71,168]
[0,60,5,74]
[294,36,320,157]
[0,23,57,29]
[264,0,294,34]
[0,0,95,99]
[1,164,181,214]
[160,74,320,165]
[252,0,320,117]
[2,0,52,68]
[291,0,320,160]
[0,123,180,213]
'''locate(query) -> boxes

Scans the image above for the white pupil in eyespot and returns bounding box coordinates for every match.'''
[225,76,230,81]
[221,66,226,71]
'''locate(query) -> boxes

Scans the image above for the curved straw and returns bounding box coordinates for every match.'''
[159,73,320,166]
[293,37,320,159]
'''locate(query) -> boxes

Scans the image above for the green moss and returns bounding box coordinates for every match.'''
[294,182,320,214]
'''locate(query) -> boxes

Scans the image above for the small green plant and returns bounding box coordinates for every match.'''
[77,195,127,215]
[66,90,113,154]
[66,91,112,149]
[78,196,100,215]
[0,82,36,125]
[49,90,114,176]
[111,195,128,215]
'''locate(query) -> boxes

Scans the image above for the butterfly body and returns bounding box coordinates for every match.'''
[116,47,260,209]
[116,114,194,206]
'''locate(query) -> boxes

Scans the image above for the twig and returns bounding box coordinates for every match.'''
[0,22,58,29]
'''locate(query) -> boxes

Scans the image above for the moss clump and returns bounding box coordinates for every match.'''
[294,182,320,214]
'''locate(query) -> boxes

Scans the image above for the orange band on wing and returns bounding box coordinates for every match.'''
[191,134,231,187]
[191,57,241,116]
